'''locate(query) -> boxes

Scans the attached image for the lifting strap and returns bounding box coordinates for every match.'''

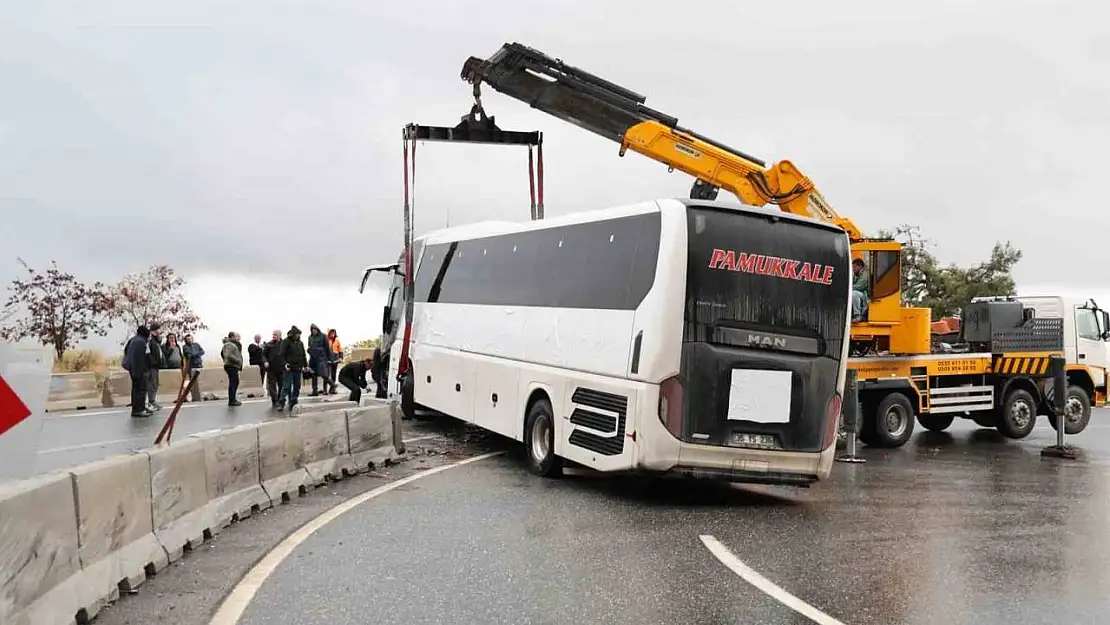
[526,142,545,220]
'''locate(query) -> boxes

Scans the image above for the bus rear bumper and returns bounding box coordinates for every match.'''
[636,417,836,486]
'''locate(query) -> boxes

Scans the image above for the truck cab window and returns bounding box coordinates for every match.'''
[1076,308,1101,341]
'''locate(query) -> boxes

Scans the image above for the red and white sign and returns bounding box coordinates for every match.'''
[0,374,32,437]
[0,343,53,480]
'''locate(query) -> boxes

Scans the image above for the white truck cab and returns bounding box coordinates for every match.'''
[973,295,1109,434]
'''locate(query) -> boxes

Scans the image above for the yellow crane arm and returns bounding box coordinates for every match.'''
[461,42,862,240]
[621,120,861,239]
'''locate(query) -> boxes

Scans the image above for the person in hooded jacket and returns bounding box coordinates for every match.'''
[326,329,342,395]
[122,325,152,418]
[306,324,333,396]
[278,325,308,412]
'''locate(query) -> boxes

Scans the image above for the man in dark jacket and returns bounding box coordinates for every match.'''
[278,325,308,412]
[337,358,372,403]
[248,334,266,388]
[146,322,165,411]
[262,330,284,407]
[306,324,333,396]
[123,325,152,418]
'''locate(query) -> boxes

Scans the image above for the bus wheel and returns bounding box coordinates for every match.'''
[917,414,954,432]
[524,398,563,478]
[869,393,915,448]
[1048,385,1091,435]
[400,369,415,420]
[996,388,1037,439]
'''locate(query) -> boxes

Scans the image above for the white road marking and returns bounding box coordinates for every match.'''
[208,450,504,625]
[699,534,847,625]
[39,437,150,454]
[45,398,270,419]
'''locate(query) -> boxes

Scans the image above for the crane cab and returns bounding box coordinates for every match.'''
[849,238,931,356]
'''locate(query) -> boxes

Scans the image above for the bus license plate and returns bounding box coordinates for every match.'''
[729,432,778,449]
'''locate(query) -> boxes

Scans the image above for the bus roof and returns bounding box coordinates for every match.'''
[414,197,846,247]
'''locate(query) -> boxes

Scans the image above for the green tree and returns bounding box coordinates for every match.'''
[881,225,1023,319]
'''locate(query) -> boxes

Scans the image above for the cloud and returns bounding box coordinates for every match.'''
[1,0,1107,299]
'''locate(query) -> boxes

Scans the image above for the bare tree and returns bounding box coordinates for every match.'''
[104,265,207,335]
[0,259,111,359]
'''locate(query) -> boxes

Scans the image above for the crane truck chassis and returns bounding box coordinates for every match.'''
[849,299,1097,447]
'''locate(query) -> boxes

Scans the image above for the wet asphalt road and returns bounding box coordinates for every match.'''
[35,396,282,473]
[232,414,1110,625]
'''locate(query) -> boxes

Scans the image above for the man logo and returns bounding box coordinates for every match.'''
[747,333,787,349]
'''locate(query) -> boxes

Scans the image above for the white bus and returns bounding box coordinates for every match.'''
[361,198,852,486]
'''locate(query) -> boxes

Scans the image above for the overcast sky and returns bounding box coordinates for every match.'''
[1,0,1107,351]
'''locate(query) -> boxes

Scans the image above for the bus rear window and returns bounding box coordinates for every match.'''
[684,206,850,359]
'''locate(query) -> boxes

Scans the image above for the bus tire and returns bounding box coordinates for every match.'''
[400,368,415,420]
[1048,385,1091,435]
[524,398,563,478]
[996,388,1036,439]
[868,392,915,448]
[917,413,954,432]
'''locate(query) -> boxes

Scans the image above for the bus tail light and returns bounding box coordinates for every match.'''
[821,392,842,449]
[659,375,684,439]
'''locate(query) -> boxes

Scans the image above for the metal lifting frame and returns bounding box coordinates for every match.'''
[396,108,543,378]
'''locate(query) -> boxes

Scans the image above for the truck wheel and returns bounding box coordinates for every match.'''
[1048,385,1091,435]
[868,393,915,448]
[996,388,1037,439]
[917,414,954,432]
[524,398,563,478]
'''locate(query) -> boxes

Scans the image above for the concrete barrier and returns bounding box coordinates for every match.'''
[0,471,96,625]
[299,411,358,483]
[257,419,315,502]
[190,424,272,528]
[70,454,168,618]
[346,402,400,471]
[148,440,216,563]
[47,372,99,403]
[4,390,403,624]
[291,400,357,416]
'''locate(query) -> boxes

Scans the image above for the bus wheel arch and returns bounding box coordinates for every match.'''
[523,389,563,478]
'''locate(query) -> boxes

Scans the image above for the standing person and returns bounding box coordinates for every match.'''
[278,325,307,412]
[221,332,244,406]
[248,334,266,390]
[327,329,343,395]
[163,333,184,399]
[182,334,205,402]
[122,325,152,418]
[337,357,372,403]
[262,329,284,407]
[306,324,333,396]
[146,322,165,411]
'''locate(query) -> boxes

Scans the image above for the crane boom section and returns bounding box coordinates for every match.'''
[461,42,862,239]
